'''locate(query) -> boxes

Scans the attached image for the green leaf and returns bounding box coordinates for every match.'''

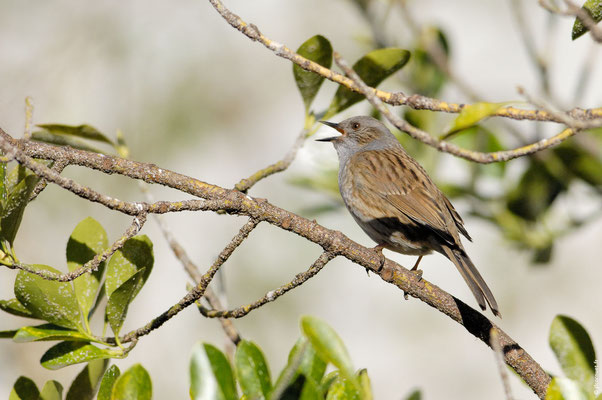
[293,35,333,111]
[98,365,120,400]
[105,235,153,297]
[111,363,152,400]
[300,316,354,379]
[549,315,596,392]
[36,123,113,144]
[291,337,327,384]
[9,377,39,400]
[190,342,238,400]
[66,359,109,400]
[105,268,146,337]
[572,0,602,40]
[0,298,36,318]
[324,376,360,400]
[67,217,109,320]
[0,161,7,204]
[405,389,422,400]
[39,380,63,400]
[546,377,592,400]
[13,324,91,342]
[0,166,39,245]
[32,131,104,154]
[235,340,272,400]
[356,369,373,400]
[41,341,120,370]
[320,371,339,395]
[446,102,508,136]
[326,48,411,117]
[14,265,82,330]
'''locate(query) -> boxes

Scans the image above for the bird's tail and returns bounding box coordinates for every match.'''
[441,246,501,317]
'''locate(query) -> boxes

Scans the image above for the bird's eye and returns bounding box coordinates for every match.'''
[352,122,360,130]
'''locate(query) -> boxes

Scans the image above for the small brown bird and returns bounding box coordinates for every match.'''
[318,116,500,317]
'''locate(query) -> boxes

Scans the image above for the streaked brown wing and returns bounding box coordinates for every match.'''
[350,149,456,241]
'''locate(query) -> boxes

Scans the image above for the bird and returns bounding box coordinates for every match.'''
[317,115,500,317]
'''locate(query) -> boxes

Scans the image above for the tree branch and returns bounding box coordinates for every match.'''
[0,127,550,398]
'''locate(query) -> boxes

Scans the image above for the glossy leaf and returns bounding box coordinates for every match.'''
[105,235,153,297]
[356,369,373,400]
[37,123,113,144]
[550,315,596,392]
[546,377,591,400]
[111,364,152,400]
[32,131,104,154]
[288,337,327,384]
[572,0,602,40]
[14,265,82,330]
[447,102,507,135]
[320,371,339,395]
[235,340,272,400]
[405,389,422,400]
[293,35,333,111]
[190,342,238,400]
[0,298,36,318]
[0,166,39,245]
[324,376,360,400]
[9,377,39,400]
[41,341,119,370]
[66,359,109,400]
[13,324,91,342]
[39,380,63,400]
[67,217,109,319]
[301,316,354,379]
[97,365,120,400]
[326,48,410,117]
[106,268,145,337]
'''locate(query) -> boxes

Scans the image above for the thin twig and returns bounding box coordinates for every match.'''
[333,51,580,163]
[199,251,335,318]
[490,327,515,400]
[117,218,259,343]
[24,97,34,140]
[9,213,147,281]
[235,127,308,193]
[143,186,241,345]
[518,86,602,129]
[207,0,602,125]
[28,158,68,202]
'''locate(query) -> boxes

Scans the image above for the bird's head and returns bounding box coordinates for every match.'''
[317,116,398,158]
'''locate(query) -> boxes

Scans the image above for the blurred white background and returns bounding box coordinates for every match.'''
[1,0,601,399]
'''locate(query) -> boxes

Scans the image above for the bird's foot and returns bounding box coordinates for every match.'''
[404,262,424,300]
[372,244,386,274]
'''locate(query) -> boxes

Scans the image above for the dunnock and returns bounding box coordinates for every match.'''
[318,116,500,317]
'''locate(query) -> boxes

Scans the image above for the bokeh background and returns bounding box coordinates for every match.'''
[1,0,601,399]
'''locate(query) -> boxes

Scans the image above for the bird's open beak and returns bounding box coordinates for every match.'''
[316,120,343,142]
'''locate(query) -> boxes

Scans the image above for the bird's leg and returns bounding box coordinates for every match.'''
[410,255,424,280]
